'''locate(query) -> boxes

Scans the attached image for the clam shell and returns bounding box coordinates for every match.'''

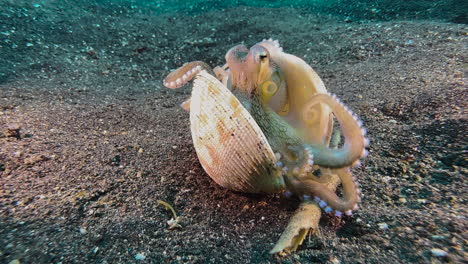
[190,71,284,193]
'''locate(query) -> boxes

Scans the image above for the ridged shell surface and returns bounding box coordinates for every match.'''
[190,71,284,193]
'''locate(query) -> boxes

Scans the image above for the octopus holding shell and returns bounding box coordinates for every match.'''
[163,39,369,254]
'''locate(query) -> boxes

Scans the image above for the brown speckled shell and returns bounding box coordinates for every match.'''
[190,71,284,193]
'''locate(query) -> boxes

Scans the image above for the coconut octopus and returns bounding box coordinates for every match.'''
[163,39,369,254]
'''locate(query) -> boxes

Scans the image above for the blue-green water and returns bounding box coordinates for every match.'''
[58,0,468,22]
[5,0,468,21]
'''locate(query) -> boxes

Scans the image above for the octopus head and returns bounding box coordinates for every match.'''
[225,44,280,102]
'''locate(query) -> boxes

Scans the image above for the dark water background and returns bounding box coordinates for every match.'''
[19,0,468,22]
[130,0,467,22]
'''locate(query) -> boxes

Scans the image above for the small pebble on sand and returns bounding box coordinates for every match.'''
[135,253,146,260]
[431,248,448,257]
[378,223,389,230]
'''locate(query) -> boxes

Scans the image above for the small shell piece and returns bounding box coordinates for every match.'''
[190,71,284,193]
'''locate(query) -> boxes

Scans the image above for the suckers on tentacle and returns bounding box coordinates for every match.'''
[252,91,368,170]
[163,61,213,89]
[163,40,370,217]
[252,91,367,213]
[284,167,360,213]
[225,42,369,214]
[246,86,365,213]
[302,93,369,168]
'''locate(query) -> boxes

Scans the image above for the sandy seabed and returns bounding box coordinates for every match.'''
[0,3,467,264]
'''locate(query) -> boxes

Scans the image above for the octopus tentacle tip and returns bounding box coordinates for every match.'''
[319,200,327,208]
[164,61,213,90]
[335,211,343,217]
[303,195,311,201]
[324,206,332,213]
[361,149,369,158]
[352,160,361,168]
[364,137,370,147]
[361,127,368,136]
[345,210,353,216]
[284,190,293,198]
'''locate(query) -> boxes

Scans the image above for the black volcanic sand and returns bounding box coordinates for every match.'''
[1,2,467,264]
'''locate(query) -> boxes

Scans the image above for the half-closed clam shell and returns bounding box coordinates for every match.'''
[190,71,284,193]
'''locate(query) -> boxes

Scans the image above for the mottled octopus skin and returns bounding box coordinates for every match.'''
[256,39,332,145]
[163,39,369,215]
[192,71,365,214]
[244,76,365,213]
[285,168,359,214]
[301,93,368,168]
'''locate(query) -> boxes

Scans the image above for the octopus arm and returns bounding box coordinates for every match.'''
[270,51,332,144]
[304,93,368,168]
[163,61,214,89]
[284,168,359,213]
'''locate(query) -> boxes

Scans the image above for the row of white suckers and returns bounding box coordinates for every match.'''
[164,64,205,89]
